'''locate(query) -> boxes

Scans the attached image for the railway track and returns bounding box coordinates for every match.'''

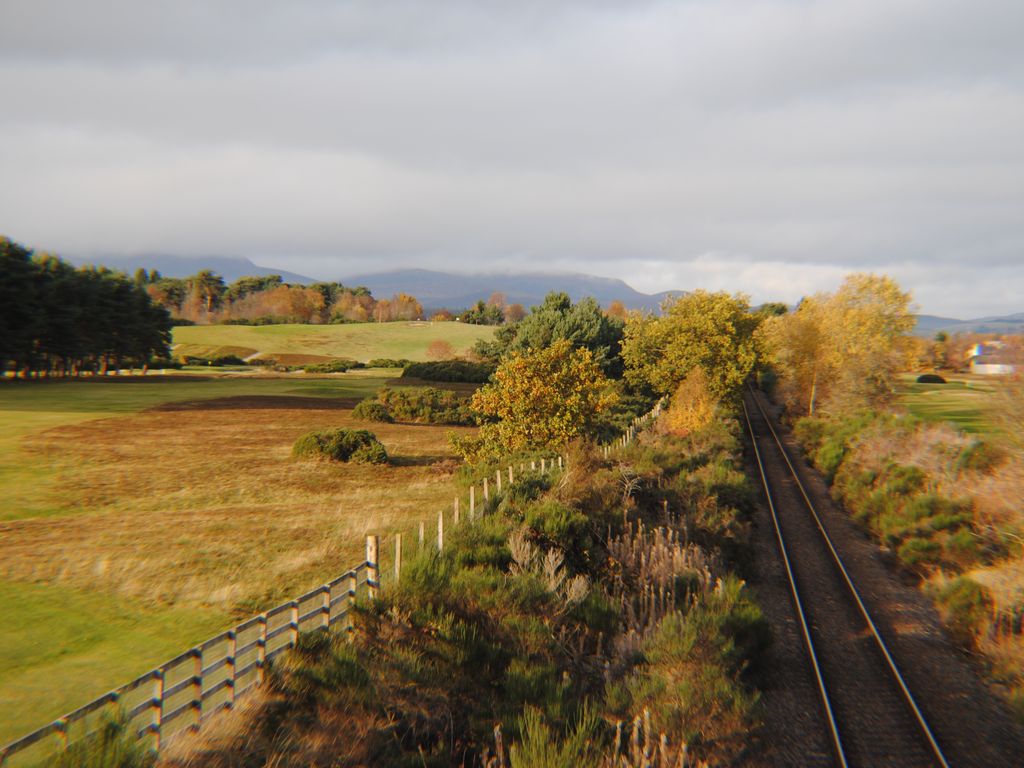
[742,388,950,768]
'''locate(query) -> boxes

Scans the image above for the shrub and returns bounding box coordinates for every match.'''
[375,386,473,425]
[916,373,947,384]
[933,577,991,645]
[304,358,364,373]
[403,360,495,383]
[179,354,246,367]
[292,428,388,464]
[147,357,182,369]
[366,358,413,369]
[52,713,156,768]
[352,399,394,422]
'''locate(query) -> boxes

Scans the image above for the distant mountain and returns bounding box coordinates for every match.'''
[913,313,1024,336]
[338,269,683,312]
[66,254,317,285]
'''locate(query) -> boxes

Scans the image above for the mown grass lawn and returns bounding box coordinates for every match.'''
[172,321,495,363]
[896,374,998,434]
[0,373,474,745]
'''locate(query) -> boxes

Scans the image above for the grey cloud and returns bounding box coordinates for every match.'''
[0,0,1021,316]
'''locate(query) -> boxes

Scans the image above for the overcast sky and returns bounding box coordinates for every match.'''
[1,0,1022,317]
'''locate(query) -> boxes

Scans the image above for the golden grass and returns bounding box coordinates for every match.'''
[0,398,472,615]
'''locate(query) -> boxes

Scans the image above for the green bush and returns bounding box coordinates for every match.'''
[180,354,247,366]
[955,440,1005,474]
[304,358,365,373]
[402,360,495,383]
[147,357,182,369]
[292,428,389,464]
[374,386,474,425]
[916,373,947,384]
[367,358,414,368]
[52,714,156,768]
[352,399,394,422]
[933,577,991,645]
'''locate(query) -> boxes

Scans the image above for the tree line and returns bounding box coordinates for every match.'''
[1,237,173,378]
[140,269,427,325]
[454,274,919,461]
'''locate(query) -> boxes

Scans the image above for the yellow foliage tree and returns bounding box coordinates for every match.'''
[622,290,761,401]
[663,367,718,436]
[454,339,617,461]
[761,273,914,416]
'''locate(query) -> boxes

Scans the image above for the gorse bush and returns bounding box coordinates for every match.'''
[213,415,765,766]
[352,399,394,423]
[180,354,247,366]
[932,576,992,646]
[354,386,474,426]
[796,413,999,574]
[916,373,947,384]
[304,358,364,373]
[292,428,388,464]
[367,357,414,369]
[379,386,474,425]
[52,714,155,768]
[403,359,496,383]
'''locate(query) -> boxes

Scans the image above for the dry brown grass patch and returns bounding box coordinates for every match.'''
[0,402,472,613]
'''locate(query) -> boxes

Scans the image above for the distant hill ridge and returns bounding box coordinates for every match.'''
[68,255,685,312]
[62,254,1023,328]
[339,268,684,312]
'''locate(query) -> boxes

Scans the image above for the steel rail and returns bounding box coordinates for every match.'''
[740,397,848,768]
[745,387,952,768]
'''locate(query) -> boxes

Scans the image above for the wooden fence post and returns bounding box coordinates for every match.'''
[227,630,237,708]
[509,465,514,484]
[347,572,357,632]
[470,486,476,519]
[366,535,379,600]
[541,458,546,473]
[496,469,502,492]
[290,601,299,646]
[257,614,268,682]
[531,460,536,470]
[483,477,489,501]
[419,520,425,549]
[558,455,563,469]
[437,510,444,551]
[394,533,403,581]
[153,669,165,751]
[192,649,203,729]
[454,497,460,525]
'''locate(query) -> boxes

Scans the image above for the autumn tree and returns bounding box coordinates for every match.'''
[622,290,761,401]
[761,273,914,415]
[606,300,628,321]
[427,339,456,360]
[453,339,617,461]
[504,303,526,322]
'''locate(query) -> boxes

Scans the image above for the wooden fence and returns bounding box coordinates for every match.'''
[0,406,662,765]
[0,564,372,766]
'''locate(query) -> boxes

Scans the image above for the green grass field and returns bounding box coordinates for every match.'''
[0,371,475,745]
[896,374,997,434]
[171,321,495,363]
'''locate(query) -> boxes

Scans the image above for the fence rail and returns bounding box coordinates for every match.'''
[0,565,371,766]
[1,407,662,765]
